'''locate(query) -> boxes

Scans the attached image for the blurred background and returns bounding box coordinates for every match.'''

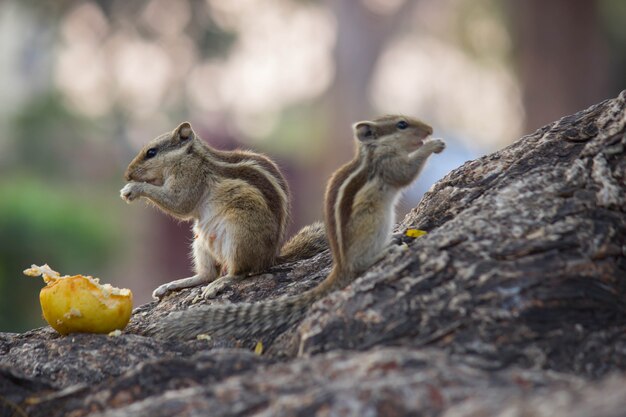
[1,0,624,332]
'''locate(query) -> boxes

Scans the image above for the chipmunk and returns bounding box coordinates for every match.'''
[152,115,445,340]
[120,122,327,300]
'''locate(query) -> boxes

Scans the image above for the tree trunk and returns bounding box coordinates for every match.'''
[1,91,625,417]
[510,0,613,132]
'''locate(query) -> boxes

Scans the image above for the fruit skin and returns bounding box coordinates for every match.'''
[39,275,132,335]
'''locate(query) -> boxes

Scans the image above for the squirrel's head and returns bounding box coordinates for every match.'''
[124,121,196,184]
[352,115,433,153]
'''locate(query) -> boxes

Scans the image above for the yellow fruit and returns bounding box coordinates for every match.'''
[24,264,133,335]
[405,229,427,238]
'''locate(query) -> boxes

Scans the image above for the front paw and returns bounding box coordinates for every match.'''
[426,139,446,154]
[120,182,142,203]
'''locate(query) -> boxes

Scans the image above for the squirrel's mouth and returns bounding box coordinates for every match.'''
[408,135,428,150]
[143,177,164,186]
[127,173,163,186]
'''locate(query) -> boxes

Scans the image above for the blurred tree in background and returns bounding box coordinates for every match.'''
[511,0,615,131]
[0,0,624,332]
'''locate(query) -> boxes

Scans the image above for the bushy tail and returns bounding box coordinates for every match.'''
[278,221,328,263]
[152,268,341,340]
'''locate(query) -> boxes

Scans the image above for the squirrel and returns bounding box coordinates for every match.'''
[151,115,445,340]
[120,122,327,300]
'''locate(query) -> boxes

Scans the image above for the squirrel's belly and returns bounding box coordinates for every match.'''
[194,218,234,267]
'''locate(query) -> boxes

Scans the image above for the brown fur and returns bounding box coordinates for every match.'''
[152,115,445,340]
[121,122,327,299]
[324,154,361,264]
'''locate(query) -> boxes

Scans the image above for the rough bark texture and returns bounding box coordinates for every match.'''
[1,92,625,417]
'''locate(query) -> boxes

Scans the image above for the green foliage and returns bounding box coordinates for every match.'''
[263,105,328,164]
[11,92,90,178]
[599,0,626,42]
[0,179,120,332]
[598,0,626,89]
[196,25,237,59]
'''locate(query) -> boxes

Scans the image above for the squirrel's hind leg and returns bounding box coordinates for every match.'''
[152,234,220,300]
[152,273,215,300]
[193,274,247,302]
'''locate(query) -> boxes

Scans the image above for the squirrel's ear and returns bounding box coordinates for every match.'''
[353,121,374,141]
[174,122,194,142]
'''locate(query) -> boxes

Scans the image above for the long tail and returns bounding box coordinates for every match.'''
[277,221,328,263]
[152,268,341,340]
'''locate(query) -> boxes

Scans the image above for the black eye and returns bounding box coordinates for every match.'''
[396,120,409,130]
[146,148,158,159]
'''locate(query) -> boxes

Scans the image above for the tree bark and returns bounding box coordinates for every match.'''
[1,91,625,417]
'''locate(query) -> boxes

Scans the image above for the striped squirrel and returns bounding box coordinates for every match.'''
[152,115,445,340]
[120,122,327,300]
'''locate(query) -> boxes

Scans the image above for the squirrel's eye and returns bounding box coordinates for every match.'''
[146,148,158,159]
[396,121,409,130]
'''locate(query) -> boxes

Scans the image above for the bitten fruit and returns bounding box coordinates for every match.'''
[24,264,132,335]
